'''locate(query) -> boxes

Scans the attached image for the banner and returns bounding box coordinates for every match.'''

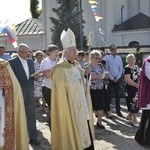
[88,0,103,22]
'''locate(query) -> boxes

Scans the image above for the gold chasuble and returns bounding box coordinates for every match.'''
[51,60,94,150]
[0,59,29,150]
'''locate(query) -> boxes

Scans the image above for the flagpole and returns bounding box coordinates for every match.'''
[79,0,83,49]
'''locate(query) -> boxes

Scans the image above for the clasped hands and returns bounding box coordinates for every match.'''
[30,70,43,80]
[84,64,109,80]
[91,71,109,80]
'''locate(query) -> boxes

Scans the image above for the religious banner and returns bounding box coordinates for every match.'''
[88,0,107,46]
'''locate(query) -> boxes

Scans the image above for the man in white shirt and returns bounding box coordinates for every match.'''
[106,44,123,117]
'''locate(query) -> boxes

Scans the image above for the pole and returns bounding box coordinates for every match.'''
[79,0,83,49]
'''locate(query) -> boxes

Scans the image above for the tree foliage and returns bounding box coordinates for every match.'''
[133,47,143,67]
[30,0,41,18]
[50,0,87,50]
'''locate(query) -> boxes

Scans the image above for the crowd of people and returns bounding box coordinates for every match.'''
[0,28,150,149]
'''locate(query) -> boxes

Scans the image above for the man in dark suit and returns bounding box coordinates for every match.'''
[9,43,40,146]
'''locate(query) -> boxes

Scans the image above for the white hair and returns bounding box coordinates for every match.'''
[17,43,29,52]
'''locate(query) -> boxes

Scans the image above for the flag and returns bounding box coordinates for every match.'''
[91,5,97,9]
[88,0,103,22]
[0,23,17,48]
[88,0,98,4]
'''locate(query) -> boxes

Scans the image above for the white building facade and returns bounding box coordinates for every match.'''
[41,0,150,48]
[82,0,150,47]
[0,0,149,51]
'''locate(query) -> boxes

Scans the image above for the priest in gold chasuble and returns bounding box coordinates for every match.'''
[0,59,29,150]
[51,28,94,150]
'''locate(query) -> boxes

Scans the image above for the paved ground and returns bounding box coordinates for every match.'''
[29,99,150,150]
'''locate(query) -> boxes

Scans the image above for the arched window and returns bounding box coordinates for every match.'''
[128,41,140,47]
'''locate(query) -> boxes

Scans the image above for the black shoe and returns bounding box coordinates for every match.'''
[95,114,98,118]
[117,112,123,117]
[105,112,113,119]
[106,115,113,119]
[29,139,40,146]
[97,122,105,129]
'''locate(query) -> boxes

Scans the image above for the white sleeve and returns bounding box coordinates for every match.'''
[145,61,150,80]
[40,59,50,71]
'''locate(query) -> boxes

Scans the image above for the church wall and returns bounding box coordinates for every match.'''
[40,0,150,49]
[114,31,150,46]
[104,0,129,46]
[41,0,59,48]
[139,0,150,16]
[127,0,139,18]
[104,0,115,46]
[16,35,45,50]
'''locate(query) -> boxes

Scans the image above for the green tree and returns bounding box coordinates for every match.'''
[134,47,143,67]
[30,0,41,18]
[50,0,87,50]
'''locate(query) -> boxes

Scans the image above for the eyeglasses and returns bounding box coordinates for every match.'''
[20,50,29,54]
[37,55,43,57]
[94,57,100,60]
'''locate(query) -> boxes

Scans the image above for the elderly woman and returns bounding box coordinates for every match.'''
[33,50,46,110]
[86,50,108,129]
[124,54,140,127]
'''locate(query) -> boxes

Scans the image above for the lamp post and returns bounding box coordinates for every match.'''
[79,0,83,49]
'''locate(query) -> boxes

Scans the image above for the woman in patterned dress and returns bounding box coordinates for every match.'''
[124,54,140,127]
[87,50,109,129]
[33,51,46,109]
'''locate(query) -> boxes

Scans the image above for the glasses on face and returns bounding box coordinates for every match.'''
[20,50,29,54]
[94,57,100,60]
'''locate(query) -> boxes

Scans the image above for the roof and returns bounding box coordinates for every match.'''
[16,18,44,35]
[113,13,150,32]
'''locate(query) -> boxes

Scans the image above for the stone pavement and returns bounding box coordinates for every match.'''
[29,99,150,150]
